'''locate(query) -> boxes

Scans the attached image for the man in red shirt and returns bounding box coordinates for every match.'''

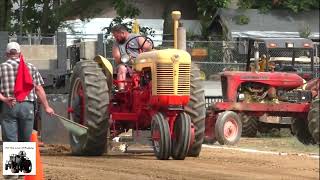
[0,42,54,143]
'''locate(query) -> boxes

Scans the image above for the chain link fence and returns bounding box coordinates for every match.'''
[6,33,319,78]
[8,34,56,45]
[103,36,320,79]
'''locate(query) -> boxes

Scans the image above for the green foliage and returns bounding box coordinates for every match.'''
[238,0,319,13]
[112,0,140,18]
[6,0,141,35]
[299,23,311,38]
[282,0,319,13]
[197,0,230,17]
[196,0,231,39]
[0,0,13,31]
[234,15,250,25]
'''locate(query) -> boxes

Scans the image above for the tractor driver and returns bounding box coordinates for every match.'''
[111,24,152,91]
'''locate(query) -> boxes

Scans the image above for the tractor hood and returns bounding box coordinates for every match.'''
[135,49,191,67]
[222,71,304,89]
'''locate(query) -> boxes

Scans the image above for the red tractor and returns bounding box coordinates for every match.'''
[67,36,206,160]
[205,38,319,145]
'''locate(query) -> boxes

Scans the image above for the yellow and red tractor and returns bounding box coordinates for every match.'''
[67,35,206,160]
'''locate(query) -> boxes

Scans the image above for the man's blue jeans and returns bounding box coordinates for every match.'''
[1,101,34,142]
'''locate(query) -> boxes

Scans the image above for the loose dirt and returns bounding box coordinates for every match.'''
[0,138,318,180]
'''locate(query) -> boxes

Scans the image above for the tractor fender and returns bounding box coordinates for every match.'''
[94,55,113,76]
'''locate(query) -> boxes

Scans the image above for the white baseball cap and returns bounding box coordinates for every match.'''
[6,42,21,53]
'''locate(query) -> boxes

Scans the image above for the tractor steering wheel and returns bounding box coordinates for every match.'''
[125,35,154,58]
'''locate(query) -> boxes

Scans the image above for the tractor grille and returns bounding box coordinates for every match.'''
[157,64,174,94]
[156,64,190,95]
[177,64,190,95]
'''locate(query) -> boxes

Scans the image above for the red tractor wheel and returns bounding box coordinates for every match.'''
[215,111,242,145]
[171,112,192,160]
[151,113,171,160]
[68,61,110,155]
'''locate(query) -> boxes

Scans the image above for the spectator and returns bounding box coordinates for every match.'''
[0,42,54,144]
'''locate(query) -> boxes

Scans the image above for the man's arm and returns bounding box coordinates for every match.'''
[138,37,152,51]
[35,85,54,115]
[0,68,16,108]
[112,45,121,64]
[0,93,16,108]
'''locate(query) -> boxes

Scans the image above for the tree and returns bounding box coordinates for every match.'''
[196,0,231,39]
[0,0,13,31]
[238,0,319,13]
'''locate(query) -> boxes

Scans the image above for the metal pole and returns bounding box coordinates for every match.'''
[171,11,181,49]
[177,23,186,50]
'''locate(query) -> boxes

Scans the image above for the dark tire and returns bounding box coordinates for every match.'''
[22,160,32,173]
[215,111,242,145]
[172,112,192,160]
[291,118,314,145]
[308,99,319,144]
[240,114,258,137]
[68,60,111,156]
[185,63,206,157]
[151,113,171,160]
[11,166,19,173]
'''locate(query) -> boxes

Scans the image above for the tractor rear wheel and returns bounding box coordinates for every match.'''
[172,112,192,160]
[68,60,110,155]
[151,113,171,160]
[215,111,242,145]
[22,160,32,173]
[291,118,314,145]
[308,99,319,144]
[185,63,206,157]
[240,114,258,137]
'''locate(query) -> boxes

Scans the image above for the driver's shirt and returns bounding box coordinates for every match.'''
[114,33,139,59]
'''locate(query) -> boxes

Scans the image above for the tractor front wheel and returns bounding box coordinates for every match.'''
[171,112,192,160]
[215,111,242,145]
[151,113,171,160]
[68,61,110,156]
[308,99,319,144]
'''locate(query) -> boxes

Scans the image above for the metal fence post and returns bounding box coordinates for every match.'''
[97,33,105,57]
[56,32,67,70]
[0,31,9,63]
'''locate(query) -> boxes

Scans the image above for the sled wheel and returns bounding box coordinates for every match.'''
[172,112,192,160]
[215,111,242,145]
[151,113,171,160]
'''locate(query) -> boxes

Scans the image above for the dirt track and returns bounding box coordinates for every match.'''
[1,141,318,180]
[36,144,319,180]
